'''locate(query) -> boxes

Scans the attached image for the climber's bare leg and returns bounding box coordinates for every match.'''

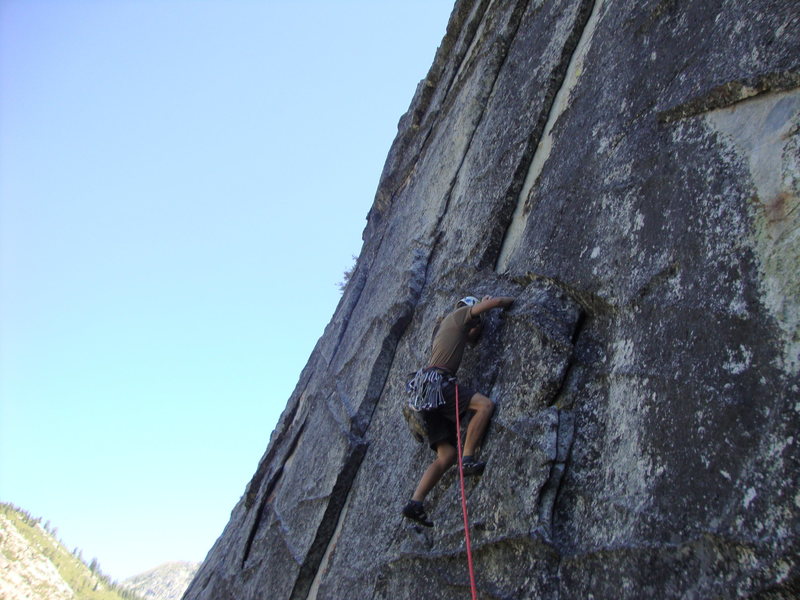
[462,393,494,458]
[411,442,457,502]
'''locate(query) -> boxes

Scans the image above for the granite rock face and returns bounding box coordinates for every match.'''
[183,1,799,598]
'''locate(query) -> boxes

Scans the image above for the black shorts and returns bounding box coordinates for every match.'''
[420,379,476,451]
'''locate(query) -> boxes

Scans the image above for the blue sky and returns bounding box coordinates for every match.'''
[0,0,453,581]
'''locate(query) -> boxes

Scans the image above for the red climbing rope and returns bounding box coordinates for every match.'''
[454,384,478,600]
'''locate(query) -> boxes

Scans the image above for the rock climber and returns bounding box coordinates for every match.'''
[402,294,515,527]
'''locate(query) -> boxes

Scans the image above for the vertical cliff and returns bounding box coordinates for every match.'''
[183,1,799,598]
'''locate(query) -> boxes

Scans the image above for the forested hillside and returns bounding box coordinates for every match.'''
[0,503,141,600]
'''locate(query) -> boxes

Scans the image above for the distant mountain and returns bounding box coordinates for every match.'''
[121,562,200,600]
[0,502,140,600]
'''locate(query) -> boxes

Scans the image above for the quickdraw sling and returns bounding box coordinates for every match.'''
[406,367,453,412]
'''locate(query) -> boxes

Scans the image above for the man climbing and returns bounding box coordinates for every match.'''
[403,294,515,527]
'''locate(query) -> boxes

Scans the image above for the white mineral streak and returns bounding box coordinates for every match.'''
[496,0,605,272]
[574,337,657,546]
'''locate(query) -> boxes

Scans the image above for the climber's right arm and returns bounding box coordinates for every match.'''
[470,296,514,317]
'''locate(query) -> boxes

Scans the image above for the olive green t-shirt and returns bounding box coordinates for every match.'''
[428,305,479,374]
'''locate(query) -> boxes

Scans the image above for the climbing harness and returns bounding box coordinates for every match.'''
[454,383,478,600]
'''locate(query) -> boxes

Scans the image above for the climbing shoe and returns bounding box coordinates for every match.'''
[461,456,486,476]
[402,500,433,527]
